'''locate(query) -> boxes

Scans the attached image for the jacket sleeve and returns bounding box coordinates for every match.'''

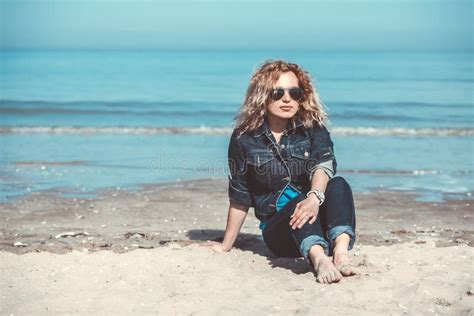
[227,130,254,208]
[308,125,337,181]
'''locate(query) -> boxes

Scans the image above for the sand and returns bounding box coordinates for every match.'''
[1,178,473,315]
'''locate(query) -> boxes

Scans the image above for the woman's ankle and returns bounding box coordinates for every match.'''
[308,244,327,263]
[333,233,351,253]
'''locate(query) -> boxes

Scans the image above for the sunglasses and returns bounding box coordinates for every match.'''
[269,87,304,102]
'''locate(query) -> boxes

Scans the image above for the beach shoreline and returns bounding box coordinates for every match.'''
[1,177,473,255]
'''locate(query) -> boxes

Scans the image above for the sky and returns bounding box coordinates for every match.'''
[1,0,472,51]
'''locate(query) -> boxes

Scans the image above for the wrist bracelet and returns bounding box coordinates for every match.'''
[306,189,325,205]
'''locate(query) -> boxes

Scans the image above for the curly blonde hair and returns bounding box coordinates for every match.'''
[234,60,328,136]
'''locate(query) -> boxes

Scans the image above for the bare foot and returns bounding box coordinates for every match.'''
[332,246,356,276]
[310,252,343,284]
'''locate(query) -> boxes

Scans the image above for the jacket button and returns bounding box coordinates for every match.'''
[280,144,286,149]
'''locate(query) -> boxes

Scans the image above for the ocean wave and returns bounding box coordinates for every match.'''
[0,107,234,116]
[338,169,443,175]
[13,160,88,166]
[1,99,472,111]
[332,127,474,136]
[0,126,473,136]
[0,126,233,135]
[7,160,470,176]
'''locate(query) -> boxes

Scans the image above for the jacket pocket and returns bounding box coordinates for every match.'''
[247,150,275,167]
[288,144,311,182]
[289,145,310,160]
[246,149,276,191]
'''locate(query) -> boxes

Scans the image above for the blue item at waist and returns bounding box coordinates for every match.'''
[259,184,301,231]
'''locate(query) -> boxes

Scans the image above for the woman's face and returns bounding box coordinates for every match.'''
[266,71,301,120]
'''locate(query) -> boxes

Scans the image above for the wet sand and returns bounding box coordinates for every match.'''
[1,178,473,315]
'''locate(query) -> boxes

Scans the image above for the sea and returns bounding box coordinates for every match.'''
[1,50,473,202]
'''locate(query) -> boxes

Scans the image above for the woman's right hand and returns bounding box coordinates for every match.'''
[199,240,231,253]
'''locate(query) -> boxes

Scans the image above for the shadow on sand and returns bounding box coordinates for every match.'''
[185,229,313,275]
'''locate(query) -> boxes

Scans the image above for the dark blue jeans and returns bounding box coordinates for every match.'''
[261,177,356,264]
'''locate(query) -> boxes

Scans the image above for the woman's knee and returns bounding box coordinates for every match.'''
[326,176,352,195]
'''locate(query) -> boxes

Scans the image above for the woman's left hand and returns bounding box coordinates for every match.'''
[289,195,320,229]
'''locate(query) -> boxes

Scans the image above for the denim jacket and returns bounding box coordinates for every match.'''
[227,116,337,222]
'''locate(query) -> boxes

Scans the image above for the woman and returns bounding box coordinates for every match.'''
[202,60,357,284]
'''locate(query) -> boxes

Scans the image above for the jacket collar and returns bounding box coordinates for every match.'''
[253,115,305,137]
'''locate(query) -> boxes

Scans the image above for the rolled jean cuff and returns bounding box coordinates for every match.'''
[299,235,330,262]
[327,225,356,250]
